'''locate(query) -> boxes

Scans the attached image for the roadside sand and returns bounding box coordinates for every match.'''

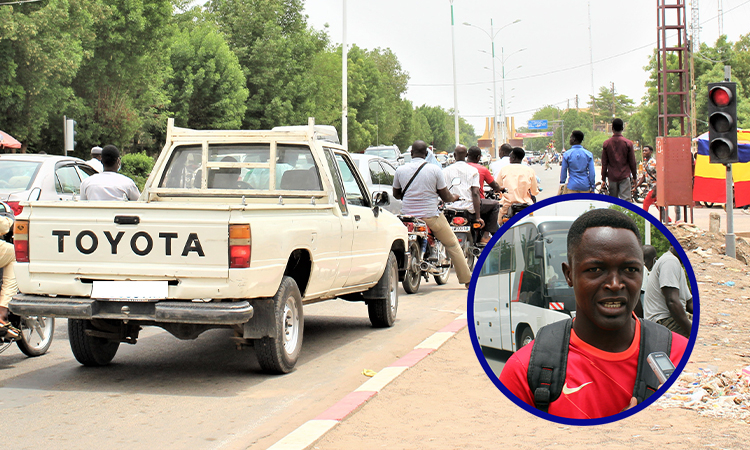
[313,227,750,450]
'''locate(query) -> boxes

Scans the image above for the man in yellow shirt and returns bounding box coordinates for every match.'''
[498,147,540,217]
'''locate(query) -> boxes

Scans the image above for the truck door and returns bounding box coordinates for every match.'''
[474,228,514,351]
[323,149,353,290]
[333,152,385,287]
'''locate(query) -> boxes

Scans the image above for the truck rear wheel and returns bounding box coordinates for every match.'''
[368,252,398,327]
[256,276,304,374]
[68,319,120,366]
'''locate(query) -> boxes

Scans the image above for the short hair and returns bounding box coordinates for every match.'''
[91,146,103,156]
[411,140,427,157]
[571,130,584,143]
[101,145,120,167]
[500,143,513,156]
[567,208,641,260]
[642,245,657,260]
[612,118,624,132]
[467,146,482,160]
[643,145,654,152]
[511,147,525,160]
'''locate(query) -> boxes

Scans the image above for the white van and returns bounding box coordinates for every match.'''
[474,215,577,353]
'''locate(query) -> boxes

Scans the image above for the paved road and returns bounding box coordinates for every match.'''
[1,279,467,450]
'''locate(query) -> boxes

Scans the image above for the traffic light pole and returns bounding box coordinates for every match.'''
[725,65,736,259]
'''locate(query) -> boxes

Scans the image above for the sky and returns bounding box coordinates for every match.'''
[303,0,750,136]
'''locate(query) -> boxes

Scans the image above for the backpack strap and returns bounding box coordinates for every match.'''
[633,318,673,403]
[527,318,572,413]
[401,162,428,197]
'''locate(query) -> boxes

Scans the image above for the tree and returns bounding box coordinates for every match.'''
[209,0,328,130]
[588,85,635,125]
[0,0,98,153]
[608,205,670,256]
[167,16,248,130]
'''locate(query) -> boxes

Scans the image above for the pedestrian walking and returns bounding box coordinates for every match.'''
[601,118,637,202]
[559,130,595,194]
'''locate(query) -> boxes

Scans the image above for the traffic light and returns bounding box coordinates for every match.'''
[707,82,738,164]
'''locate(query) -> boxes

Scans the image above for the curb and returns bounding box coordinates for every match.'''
[266,313,468,450]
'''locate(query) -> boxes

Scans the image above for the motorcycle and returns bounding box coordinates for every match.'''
[0,309,55,357]
[398,215,451,294]
[442,208,483,271]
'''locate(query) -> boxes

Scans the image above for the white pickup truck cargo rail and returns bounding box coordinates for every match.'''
[10,118,408,373]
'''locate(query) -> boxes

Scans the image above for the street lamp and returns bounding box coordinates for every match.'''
[464,18,521,159]
[501,47,526,144]
[450,1,459,147]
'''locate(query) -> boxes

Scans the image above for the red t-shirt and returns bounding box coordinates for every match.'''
[468,162,494,198]
[499,318,688,419]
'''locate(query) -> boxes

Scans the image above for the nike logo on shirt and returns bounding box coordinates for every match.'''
[562,381,593,395]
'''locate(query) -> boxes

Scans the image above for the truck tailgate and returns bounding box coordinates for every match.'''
[26,203,231,279]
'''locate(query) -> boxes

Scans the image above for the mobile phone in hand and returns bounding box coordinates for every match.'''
[647,351,675,385]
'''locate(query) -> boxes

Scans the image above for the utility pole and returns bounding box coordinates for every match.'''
[611,82,616,118]
[588,1,595,130]
[450,0,460,147]
[342,0,348,150]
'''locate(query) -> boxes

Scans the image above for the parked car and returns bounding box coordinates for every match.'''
[350,154,402,215]
[364,145,403,166]
[401,152,412,164]
[0,154,98,216]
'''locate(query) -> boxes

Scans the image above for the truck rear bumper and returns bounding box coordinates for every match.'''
[9,294,253,325]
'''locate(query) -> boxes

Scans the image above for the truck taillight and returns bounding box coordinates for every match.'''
[229,224,251,268]
[14,219,29,262]
[6,201,23,216]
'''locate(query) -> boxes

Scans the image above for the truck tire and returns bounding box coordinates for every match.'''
[518,326,534,350]
[16,315,55,357]
[402,242,421,294]
[256,276,304,374]
[68,319,120,366]
[368,251,398,328]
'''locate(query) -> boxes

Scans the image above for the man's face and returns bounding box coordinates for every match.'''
[562,227,643,332]
[643,148,652,160]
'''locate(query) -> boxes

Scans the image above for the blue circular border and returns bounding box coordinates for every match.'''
[466,193,700,426]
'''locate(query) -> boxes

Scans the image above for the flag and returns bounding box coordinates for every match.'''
[693,130,750,207]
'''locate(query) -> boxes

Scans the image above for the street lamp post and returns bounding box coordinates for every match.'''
[501,47,525,145]
[450,1,459,147]
[464,19,520,159]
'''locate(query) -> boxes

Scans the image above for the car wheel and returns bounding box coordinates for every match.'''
[68,319,120,366]
[368,252,398,327]
[256,276,304,374]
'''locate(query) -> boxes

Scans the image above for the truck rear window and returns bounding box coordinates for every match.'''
[159,144,322,191]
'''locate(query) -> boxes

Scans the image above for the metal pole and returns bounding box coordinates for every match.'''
[342,0,348,150]
[63,115,68,156]
[450,1,460,147]
[491,20,499,158]
[501,46,506,146]
[725,64,735,258]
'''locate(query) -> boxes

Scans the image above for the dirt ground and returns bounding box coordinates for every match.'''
[313,226,750,450]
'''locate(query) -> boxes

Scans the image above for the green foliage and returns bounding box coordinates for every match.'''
[607,204,671,256]
[119,152,154,191]
[167,18,248,129]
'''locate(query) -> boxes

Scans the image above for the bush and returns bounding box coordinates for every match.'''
[120,152,155,191]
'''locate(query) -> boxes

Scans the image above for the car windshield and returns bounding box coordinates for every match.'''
[365,148,396,159]
[0,160,42,193]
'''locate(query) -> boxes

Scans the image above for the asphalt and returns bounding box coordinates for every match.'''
[265,202,750,450]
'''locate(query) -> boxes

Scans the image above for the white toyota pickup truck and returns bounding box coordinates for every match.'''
[10,119,408,373]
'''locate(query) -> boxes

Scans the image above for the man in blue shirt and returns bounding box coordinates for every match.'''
[560,130,595,194]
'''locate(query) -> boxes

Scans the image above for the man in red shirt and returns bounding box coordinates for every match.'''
[499,208,688,419]
[453,145,499,244]
[601,118,637,202]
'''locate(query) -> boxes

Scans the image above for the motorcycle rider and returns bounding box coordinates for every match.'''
[463,146,502,244]
[497,147,540,217]
[0,201,19,340]
[393,141,474,288]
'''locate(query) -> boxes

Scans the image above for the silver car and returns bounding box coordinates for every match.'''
[0,154,98,216]
[350,154,402,215]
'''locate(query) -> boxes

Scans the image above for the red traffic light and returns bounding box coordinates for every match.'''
[709,86,733,107]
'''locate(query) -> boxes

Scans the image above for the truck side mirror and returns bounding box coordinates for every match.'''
[534,240,544,261]
[373,191,390,207]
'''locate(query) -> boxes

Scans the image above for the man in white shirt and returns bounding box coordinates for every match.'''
[80,145,140,201]
[393,141,473,287]
[644,247,692,338]
[489,143,514,179]
[86,146,104,173]
[443,145,495,244]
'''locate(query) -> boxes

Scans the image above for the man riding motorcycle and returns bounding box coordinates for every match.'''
[497,147,540,218]
[393,141,474,288]
[0,201,20,340]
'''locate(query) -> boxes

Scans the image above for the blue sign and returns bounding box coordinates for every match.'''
[528,120,548,130]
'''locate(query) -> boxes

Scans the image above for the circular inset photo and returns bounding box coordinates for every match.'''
[467,194,699,425]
